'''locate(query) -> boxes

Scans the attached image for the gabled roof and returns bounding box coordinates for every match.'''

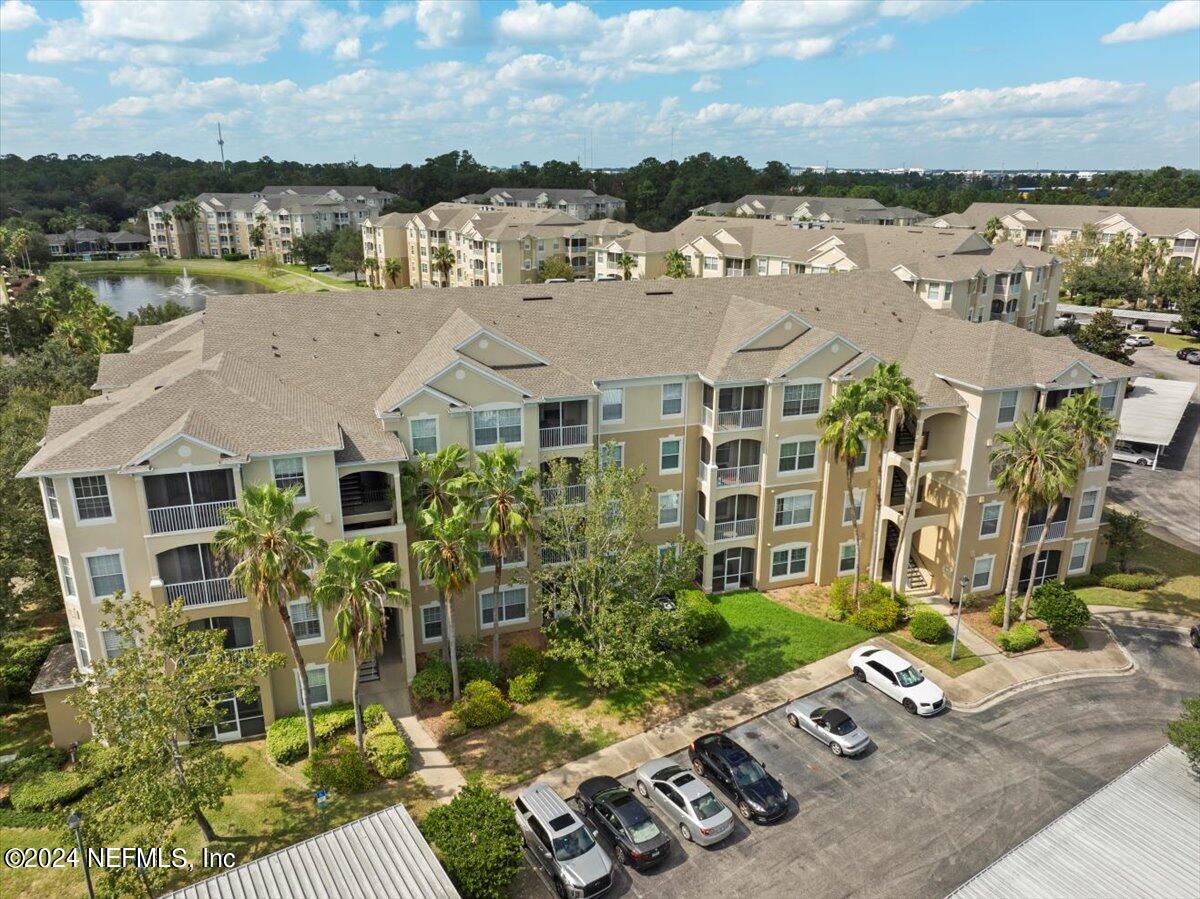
[931,202,1200,238]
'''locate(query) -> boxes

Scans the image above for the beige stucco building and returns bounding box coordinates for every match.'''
[363,212,415,288]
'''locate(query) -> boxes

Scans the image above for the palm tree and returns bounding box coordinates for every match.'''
[411,503,482,701]
[250,213,267,254]
[313,538,407,751]
[363,256,379,288]
[383,257,403,288]
[863,363,919,585]
[990,412,1075,630]
[214,484,328,756]
[818,381,885,608]
[617,252,635,281]
[984,216,1004,243]
[664,248,690,279]
[431,245,455,286]
[466,445,539,662]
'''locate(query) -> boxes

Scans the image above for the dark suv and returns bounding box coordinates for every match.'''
[687,733,789,823]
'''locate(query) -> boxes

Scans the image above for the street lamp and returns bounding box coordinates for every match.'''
[951,574,970,662]
[66,809,95,899]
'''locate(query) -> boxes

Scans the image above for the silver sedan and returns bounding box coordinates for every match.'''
[784,697,871,757]
[634,757,734,846]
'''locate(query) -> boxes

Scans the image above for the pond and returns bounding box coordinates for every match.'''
[82,273,271,316]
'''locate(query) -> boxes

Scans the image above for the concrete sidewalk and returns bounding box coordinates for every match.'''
[395,714,466,804]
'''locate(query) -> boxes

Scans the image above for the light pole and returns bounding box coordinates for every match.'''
[951,574,970,662]
[67,809,95,899]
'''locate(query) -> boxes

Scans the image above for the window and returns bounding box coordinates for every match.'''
[660,438,682,474]
[1069,539,1091,574]
[926,282,946,302]
[781,262,791,275]
[838,542,857,574]
[980,502,1003,538]
[480,585,528,626]
[782,383,821,418]
[658,491,681,527]
[600,388,624,422]
[72,475,112,521]
[771,545,809,580]
[972,555,994,591]
[294,664,330,708]
[1098,381,1118,413]
[661,382,683,417]
[703,255,718,271]
[778,440,817,473]
[600,442,624,468]
[997,390,1018,426]
[288,600,323,642]
[42,478,60,520]
[1079,488,1100,522]
[421,603,443,643]
[757,258,768,275]
[775,493,813,528]
[272,457,306,496]
[86,553,125,600]
[101,628,129,659]
[473,408,522,447]
[58,555,76,598]
[410,418,438,455]
[842,488,866,525]
[72,628,91,670]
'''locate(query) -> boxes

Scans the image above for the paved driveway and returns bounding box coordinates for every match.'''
[519,625,1198,899]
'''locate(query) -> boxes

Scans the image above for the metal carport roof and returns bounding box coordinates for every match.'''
[1118,376,1194,447]
[947,744,1200,899]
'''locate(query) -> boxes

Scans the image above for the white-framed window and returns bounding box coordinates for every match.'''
[855,441,869,471]
[420,603,443,643]
[288,600,323,643]
[479,585,528,627]
[72,475,113,522]
[600,388,624,422]
[770,544,809,580]
[101,628,129,659]
[272,456,307,497]
[842,488,866,525]
[972,555,995,591]
[997,389,1018,426]
[778,439,817,474]
[838,542,857,575]
[757,258,768,275]
[925,281,948,302]
[523,259,532,270]
[1068,539,1091,574]
[72,628,91,670]
[1098,381,1118,413]
[774,492,813,528]
[409,417,439,455]
[85,552,126,601]
[659,438,682,474]
[661,382,683,417]
[58,555,76,598]
[473,407,523,447]
[657,491,681,527]
[294,664,330,708]
[703,255,718,271]
[600,442,624,469]
[1078,488,1100,522]
[782,382,822,418]
[42,477,61,521]
[979,501,1003,539]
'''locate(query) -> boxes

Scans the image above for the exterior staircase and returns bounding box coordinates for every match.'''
[904,559,936,599]
[357,657,380,683]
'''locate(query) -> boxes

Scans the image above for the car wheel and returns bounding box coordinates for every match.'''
[553,878,568,899]
[1137,459,1151,467]
[679,823,693,842]
[903,698,918,715]
[615,846,628,866]
[738,800,753,820]
[636,780,649,798]
[853,667,866,682]
[787,713,800,728]
[691,759,705,776]
[829,741,844,757]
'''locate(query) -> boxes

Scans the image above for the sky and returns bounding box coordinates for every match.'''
[1,0,1198,170]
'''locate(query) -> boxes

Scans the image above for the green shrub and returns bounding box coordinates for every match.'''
[828,575,870,621]
[678,590,724,643]
[303,736,378,794]
[411,660,454,703]
[849,596,901,633]
[506,670,541,704]
[221,252,249,262]
[1099,572,1165,591]
[909,608,952,643]
[829,578,905,627]
[1030,582,1091,635]
[1066,573,1101,589]
[0,630,70,700]
[452,680,511,729]
[0,806,62,829]
[504,644,544,677]
[265,703,357,764]
[0,746,66,786]
[458,655,502,688]
[421,780,524,899]
[996,623,1042,653]
[362,703,388,730]
[10,769,92,811]
[988,596,1009,627]
[364,717,411,780]
[75,742,121,785]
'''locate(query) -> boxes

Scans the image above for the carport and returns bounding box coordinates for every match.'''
[1116,377,1194,470]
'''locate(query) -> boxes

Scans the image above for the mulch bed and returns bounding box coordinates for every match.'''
[961,608,1077,654]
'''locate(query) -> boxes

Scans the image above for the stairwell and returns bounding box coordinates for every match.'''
[904,558,936,599]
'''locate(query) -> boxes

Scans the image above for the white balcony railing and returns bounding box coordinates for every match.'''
[539,425,589,449]
[542,484,587,505]
[715,408,764,431]
[713,518,757,541]
[694,512,707,536]
[710,463,760,487]
[148,500,237,534]
[702,406,714,429]
[164,576,244,607]
[1023,520,1067,545]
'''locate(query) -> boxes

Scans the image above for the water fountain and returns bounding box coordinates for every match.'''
[164,267,218,307]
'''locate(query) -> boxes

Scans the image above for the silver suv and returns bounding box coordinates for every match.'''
[514,783,613,898]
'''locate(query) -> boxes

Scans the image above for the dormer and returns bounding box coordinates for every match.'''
[736,312,812,353]
[455,328,549,369]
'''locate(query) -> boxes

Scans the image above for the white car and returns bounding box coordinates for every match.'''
[1124,334,1153,347]
[1111,441,1156,467]
[634,758,734,846]
[310,263,332,272]
[847,646,946,716]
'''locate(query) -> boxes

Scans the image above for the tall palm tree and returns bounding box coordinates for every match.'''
[990,411,1076,630]
[363,256,380,288]
[383,257,403,288]
[818,381,885,607]
[664,248,690,279]
[466,445,539,662]
[432,245,455,286]
[313,538,407,751]
[411,503,482,701]
[402,444,469,521]
[214,484,328,756]
[863,363,920,584]
[618,252,635,280]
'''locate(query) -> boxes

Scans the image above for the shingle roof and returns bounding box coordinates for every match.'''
[30,644,77,694]
[460,187,622,206]
[932,202,1200,238]
[694,194,926,223]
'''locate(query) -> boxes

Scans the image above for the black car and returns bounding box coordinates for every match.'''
[576,776,671,869]
[1175,348,1200,363]
[687,733,789,823]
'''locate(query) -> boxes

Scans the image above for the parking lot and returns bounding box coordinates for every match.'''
[519,625,1198,899]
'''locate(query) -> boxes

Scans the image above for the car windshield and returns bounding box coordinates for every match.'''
[896,666,924,687]
[690,791,724,821]
[730,759,769,787]
[826,713,857,736]
[627,816,661,843]
[552,825,596,861]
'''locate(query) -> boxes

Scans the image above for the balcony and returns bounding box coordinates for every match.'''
[706,463,760,487]
[713,518,757,541]
[539,424,589,449]
[148,500,237,534]
[1024,519,1067,544]
[539,400,589,450]
[144,470,237,535]
[715,408,764,430]
[164,576,244,608]
[542,483,587,505]
[694,512,707,536]
[339,471,396,531]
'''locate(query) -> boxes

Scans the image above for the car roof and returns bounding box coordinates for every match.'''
[578,775,623,800]
[824,708,852,725]
[517,783,581,834]
[701,733,751,764]
[862,647,910,671]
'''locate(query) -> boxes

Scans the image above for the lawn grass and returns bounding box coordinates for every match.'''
[1076,533,1200,616]
[887,632,985,677]
[68,257,368,293]
[0,702,52,757]
[1147,331,1200,352]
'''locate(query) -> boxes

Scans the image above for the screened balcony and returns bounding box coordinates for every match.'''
[1023,499,1071,544]
[144,469,236,534]
[339,471,396,531]
[539,400,589,449]
[540,459,587,505]
[157,544,242,607]
[713,494,758,541]
[703,384,765,431]
[706,438,761,486]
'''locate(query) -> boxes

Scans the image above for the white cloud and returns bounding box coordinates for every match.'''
[1166,80,1200,113]
[109,65,182,93]
[691,75,721,93]
[415,0,482,48]
[495,0,599,43]
[380,2,413,27]
[0,73,78,109]
[1101,0,1200,44]
[334,37,362,61]
[0,0,40,31]
[495,53,596,89]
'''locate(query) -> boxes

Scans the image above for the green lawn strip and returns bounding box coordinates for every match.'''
[0,703,52,757]
[887,633,984,678]
[1147,332,1200,351]
[1078,534,1200,616]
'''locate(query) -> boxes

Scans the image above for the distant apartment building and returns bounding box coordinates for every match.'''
[455,187,626,220]
[362,212,416,288]
[925,203,1200,272]
[693,195,928,226]
[46,228,149,259]
[23,273,1128,748]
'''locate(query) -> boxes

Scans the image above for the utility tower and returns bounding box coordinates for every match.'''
[217,123,227,170]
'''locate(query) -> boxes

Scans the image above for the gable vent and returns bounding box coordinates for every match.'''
[521,295,553,302]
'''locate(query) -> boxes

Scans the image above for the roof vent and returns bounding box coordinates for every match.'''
[645,290,673,296]
[522,295,553,302]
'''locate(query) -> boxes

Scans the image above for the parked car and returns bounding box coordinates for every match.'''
[576,776,671,869]
[687,733,789,822]
[595,273,622,281]
[848,646,946,716]
[1175,348,1200,361]
[1128,321,1147,331]
[514,783,613,898]
[1053,314,1075,330]
[784,698,871,756]
[545,278,569,283]
[309,263,332,272]
[574,277,590,282]
[1124,334,1153,347]
[634,758,734,846]
[1111,441,1157,467]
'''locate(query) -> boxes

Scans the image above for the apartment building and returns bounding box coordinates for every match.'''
[23,273,1127,748]
[925,203,1200,272]
[594,216,1062,332]
[46,228,149,259]
[146,201,196,258]
[693,195,928,226]
[362,212,416,288]
[456,187,626,220]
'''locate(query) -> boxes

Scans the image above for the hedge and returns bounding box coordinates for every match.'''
[849,596,901,633]
[506,670,540,704]
[1030,582,1091,635]
[1066,573,1101,589]
[10,769,92,812]
[678,590,724,643]
[997,623,1042,653]
[457,655,502,688]
[411,660,453,703]
[0,630,70,701]
[365,716,411,780]
[0,806,64,829]
[303,736,378,794]
[1099,572,1166,591]
[504,644,544,678]
[909,608,951,644]
[421,781,524,899]
[266,702,357,764]
[988,597,1009,627]
[452,680,510,729]
[830,578,906,630]
[0,746,67,786]
[362,703,388,730]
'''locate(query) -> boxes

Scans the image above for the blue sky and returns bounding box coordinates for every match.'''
[1,0,1198,169]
